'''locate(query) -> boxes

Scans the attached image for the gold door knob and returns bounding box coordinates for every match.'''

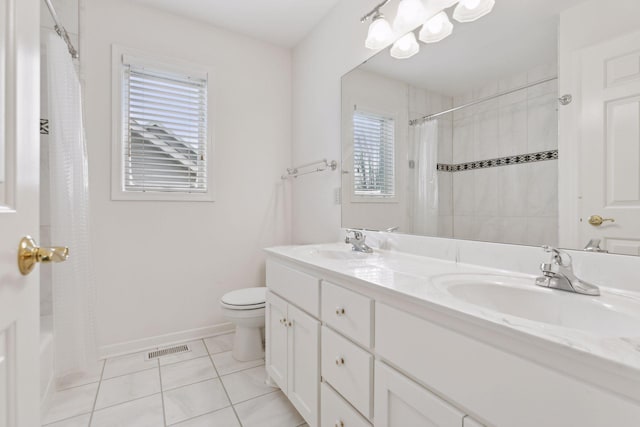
[588,215,615,227]
[18,236,69,275]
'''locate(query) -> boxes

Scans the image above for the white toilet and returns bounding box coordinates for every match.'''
[220,287,267,362]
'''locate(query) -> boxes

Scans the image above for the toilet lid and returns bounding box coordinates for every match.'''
[221,287,266,309]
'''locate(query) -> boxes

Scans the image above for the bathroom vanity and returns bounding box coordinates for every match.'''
[265,240,640,427]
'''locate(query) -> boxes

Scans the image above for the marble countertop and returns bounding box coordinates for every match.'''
[265,242,640,376]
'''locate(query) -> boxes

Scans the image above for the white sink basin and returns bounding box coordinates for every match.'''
[431,274,640,337]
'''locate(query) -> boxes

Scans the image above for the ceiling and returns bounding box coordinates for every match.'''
[130,0,342,47]
[359,0,588,96]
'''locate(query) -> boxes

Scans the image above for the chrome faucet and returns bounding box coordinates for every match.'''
[535,246,600,296]
[584,239,608,253]
[345,229,373,253]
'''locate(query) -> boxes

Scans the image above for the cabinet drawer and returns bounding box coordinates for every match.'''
[321,281,372,348]
[321,326,373,418]
[267,259,320,317]
[321,382,370,427]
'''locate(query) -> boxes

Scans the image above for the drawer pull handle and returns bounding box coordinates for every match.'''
[335,357,345,366]
[280,318,287,326]
[335,307,346,316]
[287,320,293,327]
[335,421,344,427]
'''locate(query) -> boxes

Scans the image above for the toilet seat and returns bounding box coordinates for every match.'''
[221,287,266,310]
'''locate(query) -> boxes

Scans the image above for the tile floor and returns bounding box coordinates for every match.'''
[42,333,307,427]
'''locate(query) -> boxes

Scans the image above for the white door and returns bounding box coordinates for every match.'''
[374,361,464,427]
[265,291,288,393]
[578,30,640,255]
[0,0,41,425]
[287,305,319,427]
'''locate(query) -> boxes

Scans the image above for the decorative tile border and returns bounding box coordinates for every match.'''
[40,119,49,135]
[437,150,558,172]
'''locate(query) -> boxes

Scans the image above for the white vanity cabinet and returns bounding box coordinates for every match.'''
[266,258,486,427]
[265,288,320,427]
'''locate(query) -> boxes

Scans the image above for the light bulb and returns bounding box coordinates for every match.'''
[453,0,495,22]
[419,12,453,44]
[398,36,411,50]
[365,14,394,50]
[390,32,420,59]
[464,0,481,9]
[393,0,428,34]
[427,13,445,33]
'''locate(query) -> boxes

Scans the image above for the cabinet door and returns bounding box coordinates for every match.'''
[374,362,464,427]
[266,291,288,393]
[288,304,320,427]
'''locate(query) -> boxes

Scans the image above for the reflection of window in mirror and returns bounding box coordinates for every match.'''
[352,109,395,200]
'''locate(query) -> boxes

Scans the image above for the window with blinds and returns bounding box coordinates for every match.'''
[121,59,208,194]
[352,110,395,197]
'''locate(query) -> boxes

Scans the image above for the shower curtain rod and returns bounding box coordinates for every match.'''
[409,76,558,126]
[43,0,78,59]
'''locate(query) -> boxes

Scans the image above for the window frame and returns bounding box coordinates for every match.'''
[350,105,398,203]
[111,45,215,202]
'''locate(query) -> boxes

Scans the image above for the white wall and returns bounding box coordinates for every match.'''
[81,0,292,355]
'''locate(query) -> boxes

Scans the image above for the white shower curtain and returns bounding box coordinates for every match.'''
[46,33,99,380]
[412,120,439,235]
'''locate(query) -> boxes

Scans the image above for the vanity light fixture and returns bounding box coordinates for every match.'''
[393,0,428,33]
[361,0,496,58]
[453,0,495,22]
[365,12,394,50]
[419,11,454,43]
[435,0,461,8]
[390,32,420,59]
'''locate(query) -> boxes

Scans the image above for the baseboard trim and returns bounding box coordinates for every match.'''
[99,322,235,360]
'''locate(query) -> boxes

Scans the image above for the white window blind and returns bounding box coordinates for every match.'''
[122,61,208,193]
[352,109,395,197]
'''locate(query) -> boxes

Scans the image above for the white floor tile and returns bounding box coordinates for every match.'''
[234,391,304,427]
[42,382,99,425]
[102,350,157,379]
[161,356,217,391]
[56,361,105,391]
[221,365,277,404]
[212,350,264,376]
[90,394,164,427]
[159,340,208,366]
[163,378,231,425]
[204,333,234,354]
[42,413,91,427]
[169,407,240,427]
[94,368,160,410]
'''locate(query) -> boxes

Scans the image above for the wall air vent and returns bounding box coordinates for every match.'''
[145,344,190,361]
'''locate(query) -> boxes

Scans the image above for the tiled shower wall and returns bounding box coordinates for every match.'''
[449,62,559,246]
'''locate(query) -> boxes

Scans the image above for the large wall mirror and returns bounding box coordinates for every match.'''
[341,0,640,256]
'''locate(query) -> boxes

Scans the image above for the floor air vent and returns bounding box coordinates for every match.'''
[146,344,190,361]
